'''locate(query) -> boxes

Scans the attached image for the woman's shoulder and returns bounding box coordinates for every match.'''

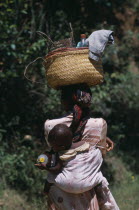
[87,117,107,127]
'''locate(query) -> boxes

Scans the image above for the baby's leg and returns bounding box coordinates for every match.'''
[94,177,119,210]
[44,180,53,195]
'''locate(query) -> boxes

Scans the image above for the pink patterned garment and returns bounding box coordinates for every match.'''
[48,185,99,210]
[44,114,119,210]
[44,114,107,148]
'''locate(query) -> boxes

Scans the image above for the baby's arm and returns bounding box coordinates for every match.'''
[43,180,53,195]
[48,159,63,174]
[35,152,63,174]
[43,159,63,195]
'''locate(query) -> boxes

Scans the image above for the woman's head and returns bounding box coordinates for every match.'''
[61,83,92,111]
[48,124,72,152]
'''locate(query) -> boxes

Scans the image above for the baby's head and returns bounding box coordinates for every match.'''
[48,124,72,152]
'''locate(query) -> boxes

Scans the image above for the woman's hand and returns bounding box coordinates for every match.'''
[106,137,114,152]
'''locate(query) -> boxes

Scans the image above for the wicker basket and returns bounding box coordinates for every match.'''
[44,47,104,89]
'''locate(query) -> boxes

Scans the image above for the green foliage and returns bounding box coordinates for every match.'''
[0,188,47,210]
[111,175,139,210]
[0,139,47,198]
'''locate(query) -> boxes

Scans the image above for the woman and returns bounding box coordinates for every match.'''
[40,83,118,209]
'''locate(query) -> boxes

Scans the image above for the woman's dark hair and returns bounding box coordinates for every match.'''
[61,83,92,142]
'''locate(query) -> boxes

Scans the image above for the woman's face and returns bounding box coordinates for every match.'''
[61,99,70,112]
[61,89,73,112]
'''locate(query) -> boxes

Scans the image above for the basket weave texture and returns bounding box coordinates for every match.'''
[44,48,104,89]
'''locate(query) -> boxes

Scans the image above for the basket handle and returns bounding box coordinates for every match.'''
[24,57,47,84]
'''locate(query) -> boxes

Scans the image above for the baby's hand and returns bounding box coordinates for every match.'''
[34,163,48,170]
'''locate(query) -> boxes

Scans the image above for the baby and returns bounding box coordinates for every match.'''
[36,123,119,209]
[45,123,106,194]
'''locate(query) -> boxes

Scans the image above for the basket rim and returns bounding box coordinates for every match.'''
[45,47,89,59]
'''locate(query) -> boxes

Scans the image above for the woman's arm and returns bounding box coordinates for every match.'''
[44,120,51,150]
[99,119,114,153]
[98,119,107,155]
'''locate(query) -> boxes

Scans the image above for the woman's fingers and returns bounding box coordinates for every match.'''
[106,137,114,151]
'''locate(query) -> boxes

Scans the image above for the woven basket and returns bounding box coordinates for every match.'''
[44,47,104,89]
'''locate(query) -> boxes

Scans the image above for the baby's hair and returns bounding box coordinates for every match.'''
[48,124,72,150]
